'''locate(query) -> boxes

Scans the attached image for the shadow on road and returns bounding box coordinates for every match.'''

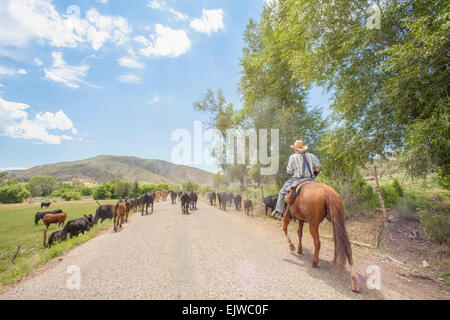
[283,250,385,300]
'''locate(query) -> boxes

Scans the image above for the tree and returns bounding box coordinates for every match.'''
[0,184,30,203]
[114,181,133,199]
[182,181,199,192]
[273,0,449,182]
[26,175,57,198]
[93,184,112,200]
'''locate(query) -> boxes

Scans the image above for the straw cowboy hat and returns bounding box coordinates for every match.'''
[290,140,308,152]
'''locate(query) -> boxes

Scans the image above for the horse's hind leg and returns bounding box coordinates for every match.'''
[297,221,304,255]
[282,213,295,252]
[309,223,321,268]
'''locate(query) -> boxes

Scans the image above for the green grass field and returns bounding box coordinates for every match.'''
[0,199,118,286]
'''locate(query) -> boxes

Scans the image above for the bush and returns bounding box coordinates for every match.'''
[0,184,30,203]
[380,184,400,208]
[392,179,404,197]
[419,209,450,244]
[61,191,81,201]
[80,186,92,196]
[93,184,112,200]
[393,196,418,220]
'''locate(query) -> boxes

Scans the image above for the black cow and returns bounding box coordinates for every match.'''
[233,194,242,211]
[244,200,253,216]
[141,192,154,215]
[180,192,190,214]
[263,195,278,216]
[208,192,216,206]
[62,215,93,239]
[41,201,51,209]
[34,209,63,226]
[94,205,113,224]
[218,192,227,211]
[47,230,66,247]
[170,191,177,204]
[226,192,233,207]
[189,192,198,210]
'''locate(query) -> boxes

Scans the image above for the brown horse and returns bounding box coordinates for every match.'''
[113,201,127,232]
[283,182,360,292]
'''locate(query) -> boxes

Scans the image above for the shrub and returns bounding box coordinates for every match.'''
[0,184,30,203]
[419,209,450,244]
[93,184,112,200]
[80,186,92,196]
[392,179,404,197]
[393,196,418,220]
[61,191,81,201]
[380,184,400,208]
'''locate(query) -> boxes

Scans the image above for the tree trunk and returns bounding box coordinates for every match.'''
[374,165,389,248]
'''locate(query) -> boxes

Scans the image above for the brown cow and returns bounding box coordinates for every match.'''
[43,212,66,247]
[162,189,169,201]
[113,201,127,232]
[43,212,67,228]
[155,191,161,202]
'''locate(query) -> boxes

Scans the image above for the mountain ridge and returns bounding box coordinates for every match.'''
[12,155,214,185]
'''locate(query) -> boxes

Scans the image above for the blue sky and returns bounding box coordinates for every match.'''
[0,0,332,173]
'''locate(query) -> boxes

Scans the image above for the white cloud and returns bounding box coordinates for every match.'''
[149,95,160,104]
[0,65,27,76]
[0,83,3,87]
[43,52,89,89]
[147,0,188,21]
[0,0,132,50]
[138,24,191,58]
[117,56,144,69]
[116,73,142,84]
[190,9,225,35]
[0,96,76,144]
[34,58,43,66]
[98,0,108,4]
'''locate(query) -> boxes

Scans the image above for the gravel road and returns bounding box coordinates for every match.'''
[0,200,447,300]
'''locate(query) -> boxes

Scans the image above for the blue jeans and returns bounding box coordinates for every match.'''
[275,177,300,213]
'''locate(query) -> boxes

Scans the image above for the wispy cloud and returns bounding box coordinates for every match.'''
[0,96,76,144]
[116,73,142,84]
[43,52,89,89]
[190,9,225,35]
[117,56,144,69]
[147,0,188,21]
[0,65,27,76]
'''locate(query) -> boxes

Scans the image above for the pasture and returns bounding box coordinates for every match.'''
[0,199,117,286]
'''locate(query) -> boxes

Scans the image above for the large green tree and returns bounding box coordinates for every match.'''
[272,0,449,184]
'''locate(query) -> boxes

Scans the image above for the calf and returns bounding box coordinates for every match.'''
[41,201,51,209]
[180,192,190,214]
[170,191,177,204]
[141,192,154,215]
[218,193,227,211]
[244,200,253,216]
[35,209,63,226]
[94,205,113,224]
[209,192,216,206]
[226,192,233,207]
[263,195,278,216]
[47,230,66,247]
[233,194,242,211]
[113,202,127,232]
[189,192,198,210]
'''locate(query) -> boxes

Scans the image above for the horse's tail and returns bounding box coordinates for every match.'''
[325,191,352,267]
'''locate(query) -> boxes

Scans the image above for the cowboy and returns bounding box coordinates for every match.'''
[271,140,321,220]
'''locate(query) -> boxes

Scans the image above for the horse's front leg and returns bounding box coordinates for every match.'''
[282,212,295,252]
[309,223,321,267]
[297,221,304,255]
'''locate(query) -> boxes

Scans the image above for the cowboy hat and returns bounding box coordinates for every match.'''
[290,140,308,152]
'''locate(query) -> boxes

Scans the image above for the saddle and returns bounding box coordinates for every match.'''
[285,177,316,205]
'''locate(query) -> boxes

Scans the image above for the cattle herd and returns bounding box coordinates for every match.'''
[34,191,279,248]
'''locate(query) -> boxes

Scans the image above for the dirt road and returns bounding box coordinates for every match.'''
[0,200,447,300]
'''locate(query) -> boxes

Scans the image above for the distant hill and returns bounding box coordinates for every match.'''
[12,155,214,185]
